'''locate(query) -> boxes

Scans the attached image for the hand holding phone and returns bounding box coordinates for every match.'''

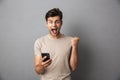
[41,53,50,62]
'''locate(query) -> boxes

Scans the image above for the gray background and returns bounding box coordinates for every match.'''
[0,0,120,80]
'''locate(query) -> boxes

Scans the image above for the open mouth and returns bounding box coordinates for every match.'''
[51,28,58,34]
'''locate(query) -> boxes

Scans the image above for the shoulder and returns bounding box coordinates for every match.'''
[61,35,73,42]
[34,35,48,44]
[63,35,73,40]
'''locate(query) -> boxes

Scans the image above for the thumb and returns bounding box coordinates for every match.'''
[42,56,47,61]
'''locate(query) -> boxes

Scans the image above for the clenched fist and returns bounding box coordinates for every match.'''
[71,37,80,47]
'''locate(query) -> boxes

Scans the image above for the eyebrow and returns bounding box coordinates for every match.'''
[47,20,61,22]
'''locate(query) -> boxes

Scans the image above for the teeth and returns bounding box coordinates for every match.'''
[51,28,57,31]
[51,29,57,32]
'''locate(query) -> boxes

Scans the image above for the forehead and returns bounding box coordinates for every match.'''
[47,16,61,21]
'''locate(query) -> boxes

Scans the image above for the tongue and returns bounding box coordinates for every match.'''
[53,30,57,34]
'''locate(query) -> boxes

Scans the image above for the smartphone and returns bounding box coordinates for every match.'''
[41,53,50,62]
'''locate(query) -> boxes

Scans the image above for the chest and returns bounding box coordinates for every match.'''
[41,39,71,58]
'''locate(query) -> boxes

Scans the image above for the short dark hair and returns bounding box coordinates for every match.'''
[45,8,63,21]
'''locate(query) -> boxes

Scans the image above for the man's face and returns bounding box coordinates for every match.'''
[46,16,62,37]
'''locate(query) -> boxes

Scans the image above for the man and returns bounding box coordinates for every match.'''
[34,8,80,80]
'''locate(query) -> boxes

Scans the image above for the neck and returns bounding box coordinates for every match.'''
[49,33,62,39]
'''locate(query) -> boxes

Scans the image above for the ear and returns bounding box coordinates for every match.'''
[46,21,48,26]
[45,21,48,25]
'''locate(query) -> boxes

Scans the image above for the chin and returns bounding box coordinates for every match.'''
[50,32,58,36]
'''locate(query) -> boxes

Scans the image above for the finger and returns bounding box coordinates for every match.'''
[43,59,52,67]
[42,56,47,61]
[44,59,52,64]
[44,60,52,68]
[41,59,52,65]
[73,37,80,41]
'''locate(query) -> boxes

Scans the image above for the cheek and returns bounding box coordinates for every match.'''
[48,26,51,30]
[47,24,52,29]
[57,24,62,29]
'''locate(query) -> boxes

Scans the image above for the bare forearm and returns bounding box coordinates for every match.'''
[70,46,78,71]
[70,37,80,71]
[34,55,52,75]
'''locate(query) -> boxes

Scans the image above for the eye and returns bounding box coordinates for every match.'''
[48,21,53,24]
[55,20,61,24]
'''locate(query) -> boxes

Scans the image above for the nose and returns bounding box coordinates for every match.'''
[52,22,56,27]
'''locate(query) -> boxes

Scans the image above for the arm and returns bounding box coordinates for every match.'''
[34,40,52,74]
[34,55,52,74]
[34,55,45,74]
[70,37,80,71]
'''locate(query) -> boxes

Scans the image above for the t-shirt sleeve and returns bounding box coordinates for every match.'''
[69,36,73,46]
[34,39,41,55]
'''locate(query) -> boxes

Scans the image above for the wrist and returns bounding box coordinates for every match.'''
[40,65,45,74]
[39,64,45,73]
[35,64,45,74]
